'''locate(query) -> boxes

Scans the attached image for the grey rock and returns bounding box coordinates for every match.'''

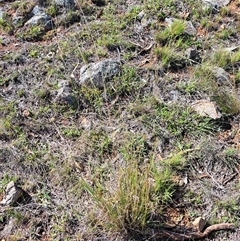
[79,59,121,88]
[202,0,230,8]
[25,14,54,31]
[0,8,5,20]
[55,80,78,108]
[31,5,46,16]
[224,45,240,52]
[212,67,231,85]
[184,21,197,36]
[24,5,54,31]
[54,0,76,9]
[0,218,17,239]
[201,0,230,12]
[58,79,70,88]
[0,181,24,206]
[137,10,145,21]
[12,15,25,26]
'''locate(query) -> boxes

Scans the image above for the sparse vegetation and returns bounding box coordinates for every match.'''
[0,0,240,240]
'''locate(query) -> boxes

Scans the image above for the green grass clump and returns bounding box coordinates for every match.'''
[155,20,186,46]
[140,101,214,138]
[0,14,14,34]
[83,155,179,233]
[16,25,46,41]
[154,46,184,68]
[213,91,240,115]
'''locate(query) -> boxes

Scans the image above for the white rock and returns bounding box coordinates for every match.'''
[191,100,221,119]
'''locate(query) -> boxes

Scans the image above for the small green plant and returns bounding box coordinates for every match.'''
[78,85,103,110]
[89,130,113,157]
[62,127,81,138]
[155,19,186,45]
[109,66,141,98]
[16,25,45,41]
[154,46,183,68]
[58,11,81,27]
[141,101,214,138]
[213,90,240,115]
[0,15,14,34]
[235,71,240,84]
[46,3,59,17]
[212,50,231,68]
[119,134,149,162]
[97,33,124,50]
[231,50,240,65]
[29,49,39,58]
[216,28,236,40]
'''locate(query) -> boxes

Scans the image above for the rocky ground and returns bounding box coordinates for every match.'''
[0,0,240,240]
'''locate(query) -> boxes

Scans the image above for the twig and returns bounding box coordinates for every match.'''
[154,223,235,240]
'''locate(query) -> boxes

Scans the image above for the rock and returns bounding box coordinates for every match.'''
[0,181,24,206]
[12,15,25,26]
[202,0,230,8]
[184,21,197,36]
[212,67,231,85]
[201,0,230,13]
[0,218,17,239]
[137,10,145,21]
[191,99,222,119]
[25,14,54,30]
[25,5,54,31]
[192,217,207,232]
[0,8,5,20]
[31,5,46,16]
[54,0,76,9]
[185,48,201,62]
[224,45,240,52]
[54,80,78,108]
[79,59,121,88]
[81,117,92,130]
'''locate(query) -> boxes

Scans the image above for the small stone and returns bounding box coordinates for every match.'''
[81,117,92,130]
[137,10,145,21]
[184,21,197,36]
[12,15,25,26]
[185,48,200,61]
[0,8,5,20]
[54,80,78,109]
[22,109,30,117]
[191,99,221,119]
[192,217,206,232]
[202,0,230,8]
[54,0,76,9]
[212,67,231,86]
[0,181,24,206]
